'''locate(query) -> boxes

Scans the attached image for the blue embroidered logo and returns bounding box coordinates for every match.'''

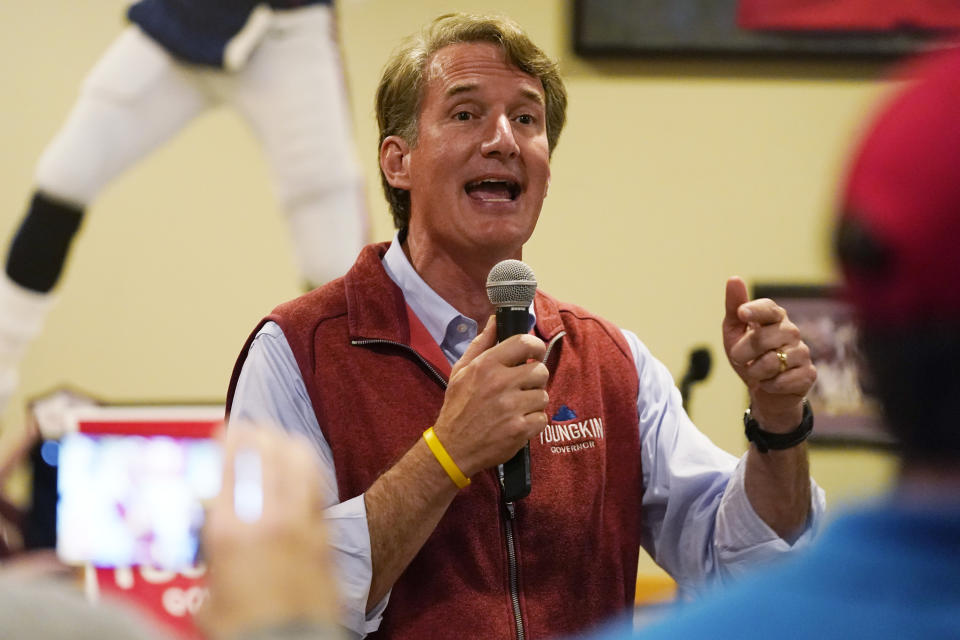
[551,405,577,422]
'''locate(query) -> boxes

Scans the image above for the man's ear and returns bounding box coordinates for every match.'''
[380,135,412,190]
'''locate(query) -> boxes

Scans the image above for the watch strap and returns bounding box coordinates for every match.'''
[744,400,814,453]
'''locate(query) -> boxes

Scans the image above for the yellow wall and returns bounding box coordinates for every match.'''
[0,0,897,561]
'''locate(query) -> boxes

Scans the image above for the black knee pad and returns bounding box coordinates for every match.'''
[6,192,84,293]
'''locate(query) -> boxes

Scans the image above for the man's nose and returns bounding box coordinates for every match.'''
[480,114,520,158]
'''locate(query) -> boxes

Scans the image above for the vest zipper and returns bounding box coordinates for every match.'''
[500,330,562,640]
[350,338,448,388]
[503,500,525,640]
[543,331,565,366]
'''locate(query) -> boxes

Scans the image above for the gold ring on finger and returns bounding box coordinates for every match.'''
[776,349,788,373]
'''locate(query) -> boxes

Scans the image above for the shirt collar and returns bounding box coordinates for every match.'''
[382,233,537,350]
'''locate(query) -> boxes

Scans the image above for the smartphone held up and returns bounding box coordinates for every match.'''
[52,406,228,571]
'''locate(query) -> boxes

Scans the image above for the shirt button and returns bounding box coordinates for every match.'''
[456,323,468,334]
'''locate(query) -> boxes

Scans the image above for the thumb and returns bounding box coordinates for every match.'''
[724,276,749,328]
[452,315,497,375]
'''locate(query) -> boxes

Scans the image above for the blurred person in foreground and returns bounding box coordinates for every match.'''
[0,424,343,640]
[227,12,825,639]
[0,0,368,414]
[590,43,960,640]
[200,424,343,640]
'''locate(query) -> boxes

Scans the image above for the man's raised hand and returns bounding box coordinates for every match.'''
[722,276,816,431]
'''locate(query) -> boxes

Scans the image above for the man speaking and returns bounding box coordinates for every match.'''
[227,13,825,639]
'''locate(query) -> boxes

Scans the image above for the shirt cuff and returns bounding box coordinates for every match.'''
[323,495,390,637]
[713,454,826,584]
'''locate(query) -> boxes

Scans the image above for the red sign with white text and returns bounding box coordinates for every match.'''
[94,566,208,639]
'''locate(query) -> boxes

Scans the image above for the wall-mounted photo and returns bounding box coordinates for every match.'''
[753,284,894,449]
[574,0,960,58]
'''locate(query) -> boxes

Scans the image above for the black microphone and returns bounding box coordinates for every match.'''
[486,259,538,502]
[679,346,712,412]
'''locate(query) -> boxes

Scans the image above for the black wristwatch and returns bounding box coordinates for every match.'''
[743,400,814,453]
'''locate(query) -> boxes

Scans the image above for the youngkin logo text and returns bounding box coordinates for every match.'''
[539,417,604,454]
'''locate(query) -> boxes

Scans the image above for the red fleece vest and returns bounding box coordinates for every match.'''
[227,243,644,639]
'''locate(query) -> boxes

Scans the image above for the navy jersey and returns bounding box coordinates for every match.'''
[127,0,332,68]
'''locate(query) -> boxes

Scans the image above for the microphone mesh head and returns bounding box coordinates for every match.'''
[486,260,537,307]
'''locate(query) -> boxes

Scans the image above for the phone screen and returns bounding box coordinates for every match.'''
[56,432,223,569]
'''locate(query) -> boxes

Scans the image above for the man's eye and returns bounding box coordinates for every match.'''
[455,111,472,121]
[516,114,534,125]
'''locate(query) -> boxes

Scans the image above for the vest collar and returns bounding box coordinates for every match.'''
[344,242,409,344]
[344,242,451,379]
[533,290,564,342]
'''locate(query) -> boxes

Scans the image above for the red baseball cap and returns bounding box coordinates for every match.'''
[838,44,960,329]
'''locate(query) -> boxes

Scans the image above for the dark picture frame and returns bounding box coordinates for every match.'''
[574,0,952,58]
[752,284,895,449]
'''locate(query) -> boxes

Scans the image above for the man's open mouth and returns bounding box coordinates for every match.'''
[464,178,521,202]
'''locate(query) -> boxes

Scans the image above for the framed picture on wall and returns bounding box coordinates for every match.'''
[574,0,960,58]
[752,284,894,448]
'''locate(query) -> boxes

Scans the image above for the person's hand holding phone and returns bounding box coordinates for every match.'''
[198,423,341,638]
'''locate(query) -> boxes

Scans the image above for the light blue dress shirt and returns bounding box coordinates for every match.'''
[230,236,826,638]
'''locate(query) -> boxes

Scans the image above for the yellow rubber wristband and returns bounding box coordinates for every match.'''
[422,427,471,489]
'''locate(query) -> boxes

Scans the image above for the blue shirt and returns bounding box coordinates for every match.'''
[591,497,960,639]
[230,235,826,638]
